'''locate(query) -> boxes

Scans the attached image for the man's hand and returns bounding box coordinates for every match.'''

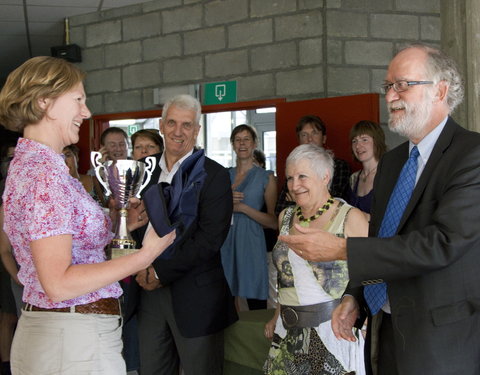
[127,198,149,231]
[331,295,360,342]
[136,265,161,291]
[279,224,347,262]
[98,145,110,163]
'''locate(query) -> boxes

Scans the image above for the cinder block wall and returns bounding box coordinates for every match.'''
[70,0,440,118]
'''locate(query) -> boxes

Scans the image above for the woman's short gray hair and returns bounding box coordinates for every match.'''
[162,94,202,124]
[286,144,335,189]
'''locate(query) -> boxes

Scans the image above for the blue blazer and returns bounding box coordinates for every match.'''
[129,152,237,338]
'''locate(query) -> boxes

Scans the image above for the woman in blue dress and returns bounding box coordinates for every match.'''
[221,124,278,310]
[346,121,387,215]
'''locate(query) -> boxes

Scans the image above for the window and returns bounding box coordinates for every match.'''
[100,108,276,173]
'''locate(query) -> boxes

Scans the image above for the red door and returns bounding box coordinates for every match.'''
[275,93,380,188]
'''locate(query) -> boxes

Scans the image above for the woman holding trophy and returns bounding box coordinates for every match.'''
[0,56,175,375]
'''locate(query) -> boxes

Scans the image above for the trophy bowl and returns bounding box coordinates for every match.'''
[91,152,155,259]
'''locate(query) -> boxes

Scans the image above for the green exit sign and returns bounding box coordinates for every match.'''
[127,124,139,136]
[204,81,237,105]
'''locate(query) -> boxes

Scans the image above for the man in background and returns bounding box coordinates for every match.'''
[275,115,351,215]
[91,127,129,206]
[99,126,129,161]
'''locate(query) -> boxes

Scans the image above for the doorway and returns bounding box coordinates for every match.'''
[85,99,283,175]
[203,108,275,173]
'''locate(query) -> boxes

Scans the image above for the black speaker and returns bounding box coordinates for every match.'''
[51,44,82,63]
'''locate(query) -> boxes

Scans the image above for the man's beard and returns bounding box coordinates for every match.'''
[388,93,433,140]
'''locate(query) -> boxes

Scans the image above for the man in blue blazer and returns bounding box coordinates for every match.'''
[132,94,237,375]
[280,44,480,374]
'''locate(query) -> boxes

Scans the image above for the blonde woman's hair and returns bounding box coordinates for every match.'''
[0,56,86,132]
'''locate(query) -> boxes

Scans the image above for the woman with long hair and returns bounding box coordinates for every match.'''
[346,121,387,215]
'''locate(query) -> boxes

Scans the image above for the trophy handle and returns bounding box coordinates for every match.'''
[136,156,155,198]
[90,151,111,196]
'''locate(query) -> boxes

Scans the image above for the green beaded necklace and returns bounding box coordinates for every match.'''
[296,197,335,227]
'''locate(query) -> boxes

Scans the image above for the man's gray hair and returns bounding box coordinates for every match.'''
[286,144,334,189]
[162,94,202,124]
[400,44,464,113]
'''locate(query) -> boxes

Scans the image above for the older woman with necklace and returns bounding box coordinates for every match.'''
[264,144,368,375]
[346,121,387,215]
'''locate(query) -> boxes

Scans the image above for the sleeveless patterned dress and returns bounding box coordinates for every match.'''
[264,201,365,375]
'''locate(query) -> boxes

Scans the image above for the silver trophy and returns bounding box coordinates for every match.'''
[91,152,155,259]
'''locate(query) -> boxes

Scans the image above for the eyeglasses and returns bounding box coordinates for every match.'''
[381,80,434,94]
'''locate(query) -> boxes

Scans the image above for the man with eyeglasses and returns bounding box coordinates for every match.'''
[274,114,351,215]
[280,43,480,374]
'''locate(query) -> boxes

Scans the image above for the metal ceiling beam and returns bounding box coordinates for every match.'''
[22,0,32,57]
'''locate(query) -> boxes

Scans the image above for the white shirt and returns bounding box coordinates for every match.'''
[145,149,195,279]
[158,149,194,184]
[412,116,448,184]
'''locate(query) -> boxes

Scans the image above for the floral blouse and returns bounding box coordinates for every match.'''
[3,138,122,308]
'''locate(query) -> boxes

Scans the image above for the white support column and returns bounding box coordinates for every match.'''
[465,0,480,133]
[441,0,480,132]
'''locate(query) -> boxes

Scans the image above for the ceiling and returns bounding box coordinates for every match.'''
[0,0,148,84]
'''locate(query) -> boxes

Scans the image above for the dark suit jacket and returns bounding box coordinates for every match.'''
[131,152,237,338]
[347,118,480,374]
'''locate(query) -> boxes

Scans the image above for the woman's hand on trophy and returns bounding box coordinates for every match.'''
[127,197,149,231]
[107,197,117,222]
[142,227,176,261]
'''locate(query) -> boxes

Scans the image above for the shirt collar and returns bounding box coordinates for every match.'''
[410,116,448,164]
[159,149,194,173]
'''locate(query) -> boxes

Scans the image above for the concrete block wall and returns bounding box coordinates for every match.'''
[70,0,440,117]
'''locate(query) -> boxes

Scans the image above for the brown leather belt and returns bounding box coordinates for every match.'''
[24,297,120,316]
